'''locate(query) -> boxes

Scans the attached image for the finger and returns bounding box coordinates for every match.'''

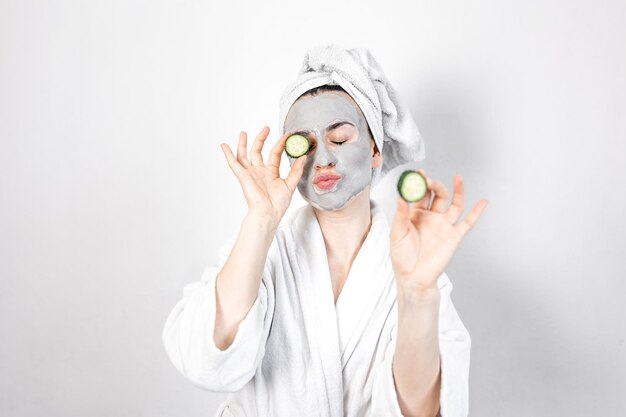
[391,196,411,242]
[415,169,432,211]
[250,126,269,166]
[445,175,465,224]
[220,143,245,179]
[267,130,293,170]
[454,198,488,238]
[425,176,450,214]
[237,131,251,168]
[409,198,429,224]
[284,155,307,193]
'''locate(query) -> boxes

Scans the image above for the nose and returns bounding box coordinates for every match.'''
[313,139,337,170]
[315,160,336,170]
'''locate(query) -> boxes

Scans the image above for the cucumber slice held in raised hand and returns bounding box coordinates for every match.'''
[397,170,428,202]
[285,134,310,158]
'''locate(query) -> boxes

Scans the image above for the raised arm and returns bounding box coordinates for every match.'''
[162,126,306,392]
[213,214,277,349]
[214,126,306,349]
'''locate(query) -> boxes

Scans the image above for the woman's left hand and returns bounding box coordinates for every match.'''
[390,169,488,292]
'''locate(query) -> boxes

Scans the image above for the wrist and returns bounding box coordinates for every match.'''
[396,280,440,307]
[243,212,279,235]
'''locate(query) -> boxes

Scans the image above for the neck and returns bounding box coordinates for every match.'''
[312,186,373,265]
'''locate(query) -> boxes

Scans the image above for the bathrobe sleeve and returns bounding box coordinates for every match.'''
[370,272,471,417]
[161,234,275,393]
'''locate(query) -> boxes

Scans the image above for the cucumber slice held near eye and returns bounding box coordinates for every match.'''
[397,170,428,202]
[285,134,310,158]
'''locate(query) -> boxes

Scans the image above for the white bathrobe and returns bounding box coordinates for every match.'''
[162,199,471,417]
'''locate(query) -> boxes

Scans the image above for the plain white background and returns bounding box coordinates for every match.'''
[1,0,625,416]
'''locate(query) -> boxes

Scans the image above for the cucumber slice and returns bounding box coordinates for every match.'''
[397,170,428,202]
[285,134,310,158]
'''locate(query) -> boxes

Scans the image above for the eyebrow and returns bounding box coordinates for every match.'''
[292,121,355,137]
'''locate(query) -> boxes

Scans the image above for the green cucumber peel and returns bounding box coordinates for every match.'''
[397,170,428,202]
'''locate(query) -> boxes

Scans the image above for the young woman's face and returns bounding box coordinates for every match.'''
[284,91,379,211]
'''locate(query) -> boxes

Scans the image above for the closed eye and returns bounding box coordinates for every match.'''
[308,141,345,149]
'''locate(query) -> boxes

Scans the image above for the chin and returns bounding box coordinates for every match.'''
[301,184,370,212]
[300,193,345,212]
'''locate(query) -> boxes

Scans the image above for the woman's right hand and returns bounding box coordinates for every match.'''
[220,126,307,229]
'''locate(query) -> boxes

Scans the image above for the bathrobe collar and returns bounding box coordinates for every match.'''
[288,199,395,417]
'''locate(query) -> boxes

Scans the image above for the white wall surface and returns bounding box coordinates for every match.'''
[1,0,625,416]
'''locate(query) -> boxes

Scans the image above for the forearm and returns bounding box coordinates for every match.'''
[393,284,442,417]
[214,214,277,350]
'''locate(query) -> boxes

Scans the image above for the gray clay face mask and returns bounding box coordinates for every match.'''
[283,91,375,211]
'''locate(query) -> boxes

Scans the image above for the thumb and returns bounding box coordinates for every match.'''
[391,196,411,241]
[284,155,307,193]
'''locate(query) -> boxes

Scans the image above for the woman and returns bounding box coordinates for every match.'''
[162,45,488,417]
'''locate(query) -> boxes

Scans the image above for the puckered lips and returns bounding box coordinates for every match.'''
[313,172,343,191]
